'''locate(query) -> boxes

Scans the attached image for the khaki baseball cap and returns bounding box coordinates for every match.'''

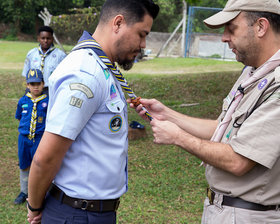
[204,0,280,29]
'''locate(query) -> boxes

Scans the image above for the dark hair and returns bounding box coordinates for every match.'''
[244,11,280,33]
[99,0,159,25]
[38,26,54,35]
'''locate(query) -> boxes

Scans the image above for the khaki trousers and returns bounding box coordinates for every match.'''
[201,196,280,224]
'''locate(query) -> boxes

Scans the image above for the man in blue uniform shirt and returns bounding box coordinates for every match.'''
[27,1,159,223]
[22,26,66,93]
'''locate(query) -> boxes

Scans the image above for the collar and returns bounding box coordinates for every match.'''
[38,44,55,55]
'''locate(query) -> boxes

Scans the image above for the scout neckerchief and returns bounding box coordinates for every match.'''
[26,92,47,141]
[72,32,152,120]
[38,45,55,73]
[211,50,280,142]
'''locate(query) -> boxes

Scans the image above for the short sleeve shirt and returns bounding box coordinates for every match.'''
[15,95,49,135]
[45,48,128,200]
[22,46,66,87]
[206,67,280,205]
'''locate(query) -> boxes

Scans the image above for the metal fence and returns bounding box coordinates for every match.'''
[185,6,235,60]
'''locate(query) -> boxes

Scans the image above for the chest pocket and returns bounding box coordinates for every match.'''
[106,99,125,113]
[101,98,126,135]
[36,101,48,124]
[224,109,247,141]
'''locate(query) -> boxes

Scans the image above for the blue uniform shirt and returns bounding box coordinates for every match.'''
[46,41,129,200]
[22,45,66,87]
[15,95,49,135]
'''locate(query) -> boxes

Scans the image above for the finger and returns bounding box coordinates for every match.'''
[150,119,156,126]
[129,103,136,109]
[33,213,42,221]
[135,104,144,113]
[31,218,42,224]
[139,98,151,105]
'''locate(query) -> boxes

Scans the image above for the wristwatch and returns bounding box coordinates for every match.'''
[27,200,43,212]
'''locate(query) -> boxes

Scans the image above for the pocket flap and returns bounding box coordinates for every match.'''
[106,99,125,113]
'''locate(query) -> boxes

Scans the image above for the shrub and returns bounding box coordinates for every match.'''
[50,7,99,45]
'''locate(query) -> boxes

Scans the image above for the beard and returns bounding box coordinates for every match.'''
[234,28,259,67]
[116,56,135,71]
[114,38,140,71]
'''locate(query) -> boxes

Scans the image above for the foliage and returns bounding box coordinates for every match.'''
[1,27,18,41]
[0,0,228,36]
[0,0,104,35]
[151,0,227,32]
[50,7,100,44]
[193,0,227,8]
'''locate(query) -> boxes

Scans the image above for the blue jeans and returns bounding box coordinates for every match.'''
[42,193,116,224]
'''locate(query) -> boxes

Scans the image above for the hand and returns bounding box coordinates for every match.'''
[27,210,42,224]
[27,199,42,224]
[151,118,181,145]
[127,98,167,121]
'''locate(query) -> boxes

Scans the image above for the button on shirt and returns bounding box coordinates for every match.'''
[15,95,49,135]
[45,48,128,200]
[22,46,66,87]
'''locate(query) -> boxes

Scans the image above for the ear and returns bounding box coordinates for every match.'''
[255,17,269,37]
[112,15,126,33]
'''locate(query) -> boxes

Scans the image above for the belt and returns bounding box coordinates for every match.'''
[207,188,279,211]
[49,184,120,212]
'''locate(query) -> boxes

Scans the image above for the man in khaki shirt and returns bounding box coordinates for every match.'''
[129,0,280,223]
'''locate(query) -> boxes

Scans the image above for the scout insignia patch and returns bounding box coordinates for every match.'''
[104,69,110,80]
[42,102,48,108]
[69,96,83,108]
[109,115,122,132]
[38,117,43,123]
[110,84,117,99]
[258,79,268,90]
[69,83,94,99]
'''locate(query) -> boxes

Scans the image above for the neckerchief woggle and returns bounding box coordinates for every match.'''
[72,31,152,120]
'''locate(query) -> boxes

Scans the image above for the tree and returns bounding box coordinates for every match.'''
[0,0,81,34]
[0,0,228,36]
[151,0,226,32]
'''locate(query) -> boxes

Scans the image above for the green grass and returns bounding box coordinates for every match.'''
[0,40,73,70]
[125,57,243,75]
[0,40,242,223]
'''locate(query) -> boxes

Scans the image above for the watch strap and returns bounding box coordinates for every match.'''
[27,200,43,212]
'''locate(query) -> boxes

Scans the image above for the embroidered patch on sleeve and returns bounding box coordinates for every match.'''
[103,69,110,80]
[69,83,94,99]
[69,96,83,108]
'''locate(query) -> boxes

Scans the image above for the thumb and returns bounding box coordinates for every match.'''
[139,98,153,106]
[150,117,158,126]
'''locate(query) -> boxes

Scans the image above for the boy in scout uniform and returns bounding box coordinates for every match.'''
[130,0,280,223]
[22,26,66,93]
[14,69,48,205]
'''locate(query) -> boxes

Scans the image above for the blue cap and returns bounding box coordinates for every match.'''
[26,69,44,83]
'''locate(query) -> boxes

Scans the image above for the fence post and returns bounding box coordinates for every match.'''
[181,0,187,57]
